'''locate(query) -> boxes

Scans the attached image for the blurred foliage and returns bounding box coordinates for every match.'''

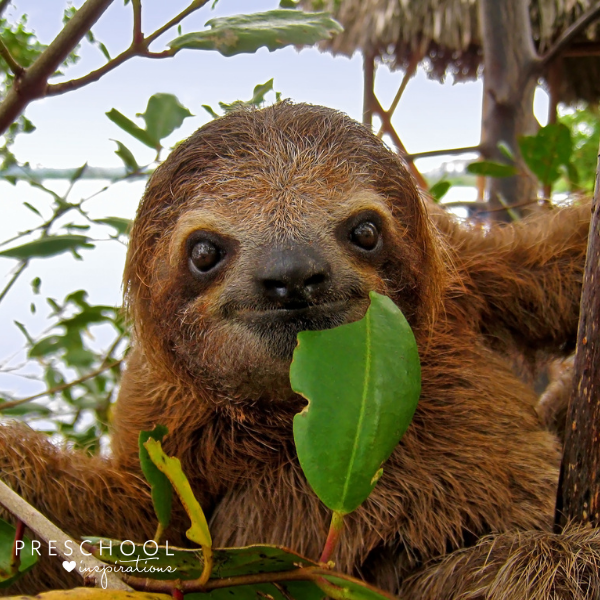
[557,103,600,193]
[0,1,336,454]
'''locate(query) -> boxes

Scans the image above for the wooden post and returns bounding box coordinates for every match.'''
[555,144,600,530]
[479,0,539,221]
[363,51,375,128]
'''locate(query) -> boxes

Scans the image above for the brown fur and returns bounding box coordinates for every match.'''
[0,102,595,598]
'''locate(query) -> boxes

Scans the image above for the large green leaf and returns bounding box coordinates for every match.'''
[0,235,93,260]
[169,10,343,57]
[137,94,193,142]
[291,291,421,514]
[139,426,173,532]
[518,123,573,186]
[0,518,38,587]
[89,541,317,581]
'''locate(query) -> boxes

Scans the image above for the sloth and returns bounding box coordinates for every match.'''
[1,102,598,598]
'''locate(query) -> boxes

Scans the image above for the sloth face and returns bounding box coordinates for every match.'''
[126,103,437,402]
[151,190,400,401]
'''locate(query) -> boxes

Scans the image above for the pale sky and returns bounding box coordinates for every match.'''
[0,0,549,398]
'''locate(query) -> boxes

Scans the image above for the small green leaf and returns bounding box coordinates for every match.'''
[144,438,212,548]
[112,140,139,173]
[139,426,173,531]
[202,105,220,119]
[98,41,111,61]
[22,117,35,133]
[23,202,42,217]
[14,321,33,344]
[70,163,87,183]
[429,181,451,202]
[106,108,159,149]
[94,216,132,236]
[29,335,63,359]
[519,123,573,186]
[169,10,343,57]
[497,141,515,161]
[280,0,300,7]
[0,235,93,260]
[0,518,38,587]
[137,94,193,142]
[291,292,421,515]
[249,79,274,105]
[466,160,518,178]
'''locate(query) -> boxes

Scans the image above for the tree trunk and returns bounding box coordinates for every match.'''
[555,146,600,530]
[478,0,539,221]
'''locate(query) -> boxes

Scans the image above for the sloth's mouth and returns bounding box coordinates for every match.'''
[234,298,368,360]
[242,299,351,322]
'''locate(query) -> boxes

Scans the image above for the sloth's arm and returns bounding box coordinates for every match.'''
[401,524,600,600]
[433,203,590,357]
[0,422,156,592]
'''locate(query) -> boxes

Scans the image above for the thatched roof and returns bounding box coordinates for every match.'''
[304,0,600,104]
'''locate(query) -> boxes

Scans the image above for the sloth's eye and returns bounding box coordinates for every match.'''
[189,239,222,273]
[350,221,380,251]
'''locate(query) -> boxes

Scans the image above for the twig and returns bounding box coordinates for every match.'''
[123,565,397,598]
[46,0,209,97]
[539,2,600,68]
[144,0,207,46]
[0,0,115,134]
[0,359,122,411]
[132,0,143,45]
[376,52,420,139]
[407,145,481,160]
[0,38,24,77]
[0,480,131,590]
[0,260,27,304]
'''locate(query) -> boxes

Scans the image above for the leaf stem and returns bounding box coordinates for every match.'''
[319,511,345,563]
[199,545,213,586]
[153,522,164,545]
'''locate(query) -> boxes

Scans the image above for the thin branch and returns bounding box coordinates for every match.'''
[132,0,143,45]
[0,480,131,590]
[539,2,600,69]
[46,0,209,97]
[144,0,208,46]
[376,52,420,139]
[407,145,481,160]
[0,38,23,77]
[0,359,122,411]
[124,567,318,594]
[371,96,429,190]
[0,0,115,134]
[0,260,27,304]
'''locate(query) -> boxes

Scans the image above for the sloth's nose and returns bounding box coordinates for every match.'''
[257,245,331,307]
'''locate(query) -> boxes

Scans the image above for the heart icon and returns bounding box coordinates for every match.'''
[62,560,76,572]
